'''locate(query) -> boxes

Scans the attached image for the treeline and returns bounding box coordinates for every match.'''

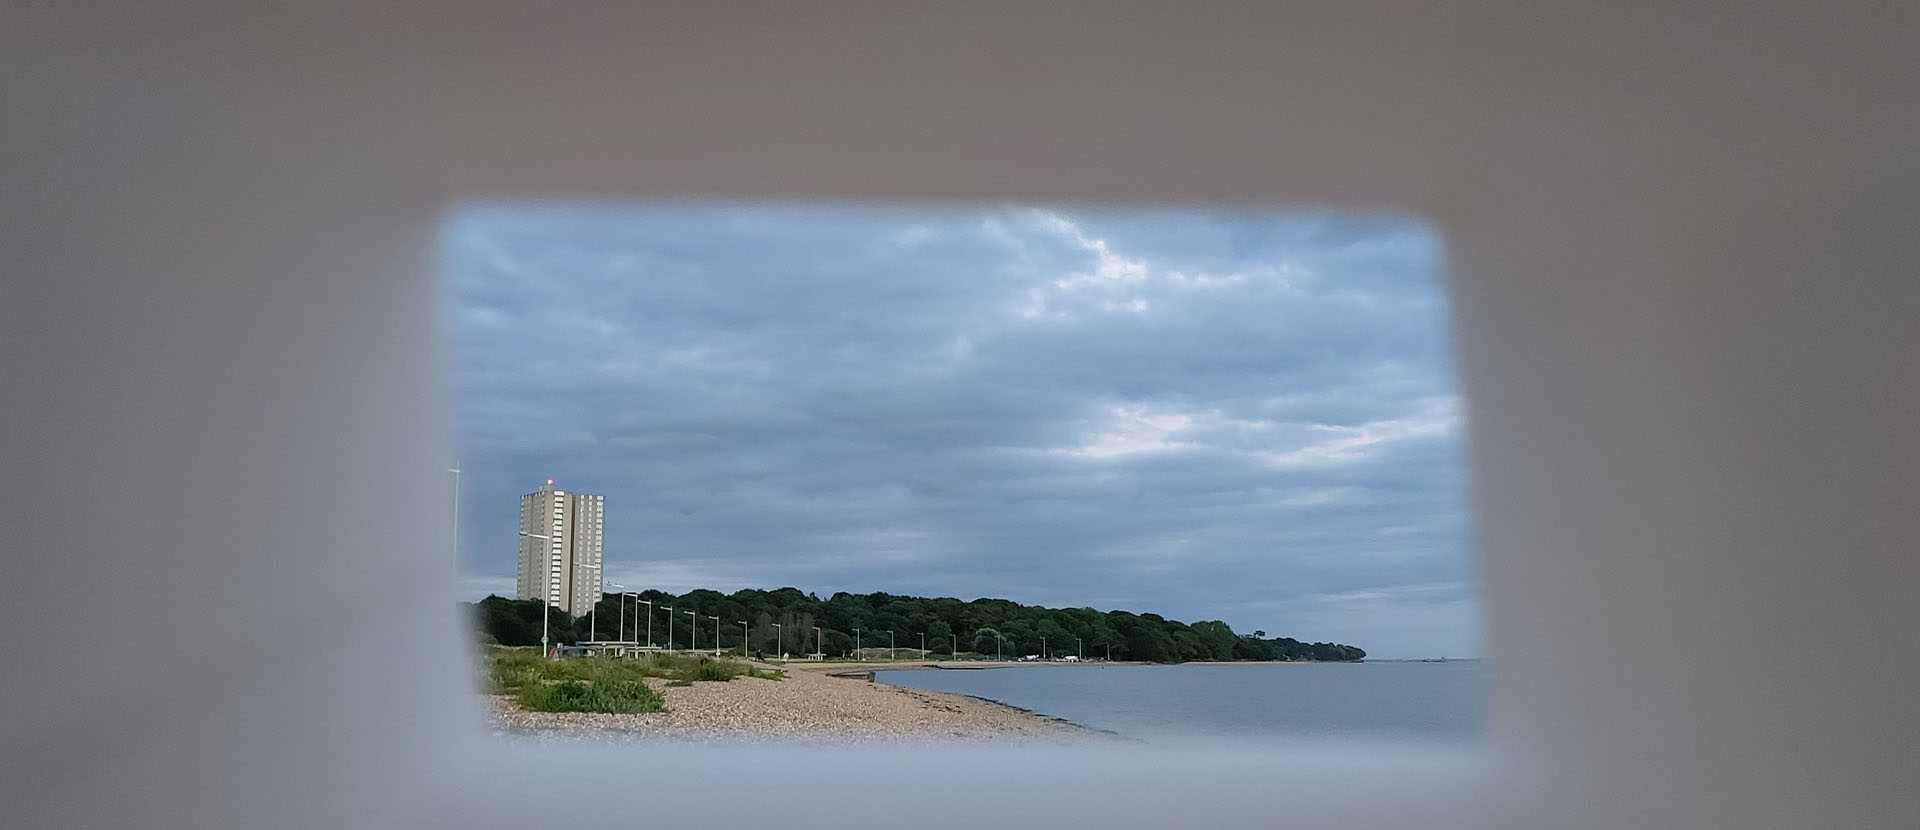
[1265,637,1367,663]
[468,588,1364,664]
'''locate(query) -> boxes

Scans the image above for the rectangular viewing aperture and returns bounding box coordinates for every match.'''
[444,204,1479,746]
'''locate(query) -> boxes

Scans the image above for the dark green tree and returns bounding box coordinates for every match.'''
[463,588,1364,663]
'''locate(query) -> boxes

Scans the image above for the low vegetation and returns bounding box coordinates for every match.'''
[484,647,782,714]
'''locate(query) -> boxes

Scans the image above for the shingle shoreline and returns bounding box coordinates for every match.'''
[486,662,1104,744]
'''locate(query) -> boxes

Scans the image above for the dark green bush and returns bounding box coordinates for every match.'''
[690,658,741,682]
[482,647,773,715]
[514,679,663,714]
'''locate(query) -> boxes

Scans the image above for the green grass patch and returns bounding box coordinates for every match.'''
[515,678,663,714]
[632,651,782,683]
[481,646,780,714]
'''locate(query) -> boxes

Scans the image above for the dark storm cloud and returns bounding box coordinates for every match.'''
[446,204,1476,658]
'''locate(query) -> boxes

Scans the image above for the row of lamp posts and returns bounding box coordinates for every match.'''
[477,473,1071,665]
[477,472,1095,666]
[503,539,1091,664]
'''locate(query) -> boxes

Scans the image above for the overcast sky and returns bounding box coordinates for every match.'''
[445,204,1477,659]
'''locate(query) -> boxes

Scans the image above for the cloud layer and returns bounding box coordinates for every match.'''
[446,204,1476,658]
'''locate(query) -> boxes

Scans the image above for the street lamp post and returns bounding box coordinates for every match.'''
[997,633,1004,662]
[605,581,625,643]
[951,634,958,661]
[588,582,607,643]
[663,606,674,650]
[517,531,553,657]
[1042,636,1048,661]
[738,621,749,657]
[638,597,653,647]
[772,623,782,659]
[685,610,698,652]
[621,592,638,645]
[889,630,895,662]
[920,632,926,661]
[1076,638,1083,661]
[813,626,822,660]
[708,616,718,655]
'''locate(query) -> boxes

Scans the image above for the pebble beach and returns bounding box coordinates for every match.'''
[487,662,1099,744]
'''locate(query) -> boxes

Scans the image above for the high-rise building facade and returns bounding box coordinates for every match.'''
[515,479,605,617]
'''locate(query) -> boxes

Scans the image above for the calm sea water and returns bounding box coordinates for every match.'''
[876,661,1484,744]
